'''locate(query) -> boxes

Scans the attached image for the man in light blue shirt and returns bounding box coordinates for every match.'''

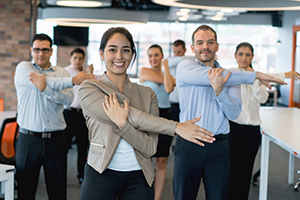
[14,33,93,200]
[168,40,196,122]
[169,39,186,122]
[173,25,286,200]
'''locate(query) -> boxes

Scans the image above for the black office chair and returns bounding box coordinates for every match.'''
[252,169,260,186]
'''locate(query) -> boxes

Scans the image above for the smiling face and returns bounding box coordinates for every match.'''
[147,47,163,69]
[191,30,219,67]
[235,46,254,70]
[30,40,53,69]
[100,33,133,77]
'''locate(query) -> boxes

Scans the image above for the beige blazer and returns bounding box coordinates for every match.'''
[78,73,177,186]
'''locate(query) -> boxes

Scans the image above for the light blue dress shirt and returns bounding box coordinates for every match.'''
[142,81,170,109]
[14,61,74,132]
[176,59,256,135]
[167,56,195,104]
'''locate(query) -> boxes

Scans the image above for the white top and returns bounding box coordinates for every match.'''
[108,139,141,171]
[65,65,81,109]
[230,68,285,126]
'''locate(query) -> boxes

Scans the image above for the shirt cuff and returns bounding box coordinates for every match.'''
[65,77,73,87]
[41,85,54,97]
[246,72,256,84]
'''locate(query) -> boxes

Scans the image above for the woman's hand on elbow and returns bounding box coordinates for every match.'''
[102,93,129,129]
[174,116,215,146]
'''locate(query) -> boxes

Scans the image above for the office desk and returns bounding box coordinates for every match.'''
[259,107,300,200]
[0,111,16,126]
[0,164,14,200]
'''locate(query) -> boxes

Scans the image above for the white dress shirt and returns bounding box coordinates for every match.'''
[65,65,81,109]
[230,68,285,126]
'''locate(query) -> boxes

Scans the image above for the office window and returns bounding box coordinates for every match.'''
[36,20,279,77]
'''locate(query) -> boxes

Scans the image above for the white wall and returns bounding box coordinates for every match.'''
[276,11,300,106]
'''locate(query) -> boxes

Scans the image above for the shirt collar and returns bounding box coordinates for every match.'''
[32,60,55,71]
[195,59,222,69]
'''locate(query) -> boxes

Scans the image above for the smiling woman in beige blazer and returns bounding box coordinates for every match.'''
[78,27,215,200]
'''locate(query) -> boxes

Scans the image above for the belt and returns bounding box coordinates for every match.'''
[66,107,82,113]
[21,129,63,139]
[214,134,228,141]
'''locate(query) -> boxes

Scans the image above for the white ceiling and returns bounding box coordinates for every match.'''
[153,0,300,11]
[38,0,299,26]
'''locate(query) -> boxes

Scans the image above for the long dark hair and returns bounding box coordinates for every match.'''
[235,42,254,69]
[99,27,137,64]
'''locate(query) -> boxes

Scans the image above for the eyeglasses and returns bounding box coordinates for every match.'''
[32,48,51,54]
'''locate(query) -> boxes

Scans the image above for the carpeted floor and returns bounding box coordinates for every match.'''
[31,139,300,200]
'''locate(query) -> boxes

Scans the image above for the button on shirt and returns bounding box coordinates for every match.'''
[176,59,256,135]
[14,61,74,132]
[64,65,81,109]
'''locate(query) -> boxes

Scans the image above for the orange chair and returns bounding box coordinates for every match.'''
[0,117,19,165]
[0,98,4,111]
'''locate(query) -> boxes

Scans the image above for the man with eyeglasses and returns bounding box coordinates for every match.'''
[14,33,94,200]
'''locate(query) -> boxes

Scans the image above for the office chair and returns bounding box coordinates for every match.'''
[0,117,19,165]
[294,170,300,191]
[0,98,4,111]
[0,117,19,194]
[252,169,260,186]
[261,84,281,107]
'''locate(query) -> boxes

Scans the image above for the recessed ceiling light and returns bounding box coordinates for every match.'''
[216,12,224,16]
[176,11,189,16]
[220,8,233,13]
[209,16,228,21]
[179,16,188,21]
[180,8,190,13]
[56,1,102,7]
